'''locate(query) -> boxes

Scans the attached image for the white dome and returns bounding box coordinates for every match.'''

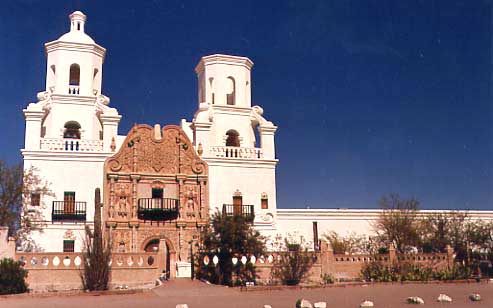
[58,31,95,44]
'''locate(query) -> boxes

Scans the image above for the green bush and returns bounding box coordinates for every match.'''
[0,258,28,294]
[320,273,335,284]
[361,260,473,282]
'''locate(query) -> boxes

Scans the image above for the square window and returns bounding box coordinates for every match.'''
[63,240,75,252]
[31,193,40,207]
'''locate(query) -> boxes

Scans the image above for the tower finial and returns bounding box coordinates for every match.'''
[69,11,86,33]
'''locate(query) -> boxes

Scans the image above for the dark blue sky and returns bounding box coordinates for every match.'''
[0,1,491,210]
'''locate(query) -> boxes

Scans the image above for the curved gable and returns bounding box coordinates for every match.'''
[106,124,207,176]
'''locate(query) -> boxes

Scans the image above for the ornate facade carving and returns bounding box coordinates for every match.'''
[112,229,131,252]
[104,124,209,266]
[106,125,207,176]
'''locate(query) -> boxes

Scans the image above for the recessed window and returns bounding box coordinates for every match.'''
[63,240,75,252]
[261,193,268,209]
[225,129,240,147]
[31,193,40,207]
[152,188,163,199]
[63,121,81,139]
[226,76,236,105]
[69,64,80,86]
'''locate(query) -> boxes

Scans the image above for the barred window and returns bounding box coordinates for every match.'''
[63,240,75,252]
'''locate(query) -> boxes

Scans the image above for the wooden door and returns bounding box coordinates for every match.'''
[64,191,75,213]
[233,195,242,215]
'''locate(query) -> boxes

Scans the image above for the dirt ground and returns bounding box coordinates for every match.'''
[1,280,492,308]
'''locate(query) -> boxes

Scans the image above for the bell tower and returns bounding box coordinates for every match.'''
[45,11,105,97]
[23,11,120,151]
[21,11,122,252]
[196,54,253,107]
[184,54,278,234]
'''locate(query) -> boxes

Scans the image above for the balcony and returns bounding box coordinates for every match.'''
[52,201,86,222]
[40,138,103,152]
[137,198,179,221]
[209,146,262,159]
[222,204,255,222]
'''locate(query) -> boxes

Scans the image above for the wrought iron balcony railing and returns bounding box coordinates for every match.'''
[137,198,179,221]
[52,201,86,222]
[222,204,255,222]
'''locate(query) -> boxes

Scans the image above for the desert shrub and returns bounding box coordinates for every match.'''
[81,188,111,291]
[0,258,28,294]
[361,259,474,282]
[361,260,399,282]
[271,239,315,285]
[320,273,335,284]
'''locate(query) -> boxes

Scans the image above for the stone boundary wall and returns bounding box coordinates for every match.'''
[15,252,161,291]
[253,243,454,284]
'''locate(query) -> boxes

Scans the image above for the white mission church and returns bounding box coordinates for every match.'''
[21,11,493,268]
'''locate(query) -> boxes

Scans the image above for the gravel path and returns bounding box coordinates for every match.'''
[1,280,492,308]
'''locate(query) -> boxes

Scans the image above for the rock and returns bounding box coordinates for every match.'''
[296,299,313,308]
[406,297,424,305]
[314,302,326,308]
[437,294,452,302]
[469,294,481,301]
[360,300,374,307]
[155,279,162,286]
[176,305,189,308]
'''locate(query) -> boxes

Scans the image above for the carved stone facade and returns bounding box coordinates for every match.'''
[104,124,208,278]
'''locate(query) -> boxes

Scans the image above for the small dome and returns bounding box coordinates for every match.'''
[57,11,95,44]
[58,31,95,44]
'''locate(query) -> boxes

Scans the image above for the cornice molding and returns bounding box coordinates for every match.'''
[45,40,106,58]
[202,157,278,168]
[195,54,253,74]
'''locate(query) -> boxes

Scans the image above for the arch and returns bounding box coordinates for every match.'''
[226,76,236,105]
[63,121,81,139]
[141,235,176,253]
[144,239,160,252]
[208,77,215,104]
[69,64,80,86]
[225,129,240,147]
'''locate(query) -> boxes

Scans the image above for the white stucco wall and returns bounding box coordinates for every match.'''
[206,159,277,220]
[273,209,493,249]
[23,153,108,252]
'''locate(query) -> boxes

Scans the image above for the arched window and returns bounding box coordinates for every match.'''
[69,64,80,86]
[63,121,81,139]
[226,76,236,105]
[209,77,215,104]
[225,129,240,147]
[261,193,268,209]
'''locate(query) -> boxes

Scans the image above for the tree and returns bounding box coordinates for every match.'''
[323,231,367,254]
[17,167,53,251]
[0,161,23,233]
[81,188,111,290]
[196,211,265,286]
[373,194,420,253]
[271,238,315,285]
[0,160,52,251]
[419,211,468,253]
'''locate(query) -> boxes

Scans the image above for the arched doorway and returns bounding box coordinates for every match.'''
[143,237,176,279]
